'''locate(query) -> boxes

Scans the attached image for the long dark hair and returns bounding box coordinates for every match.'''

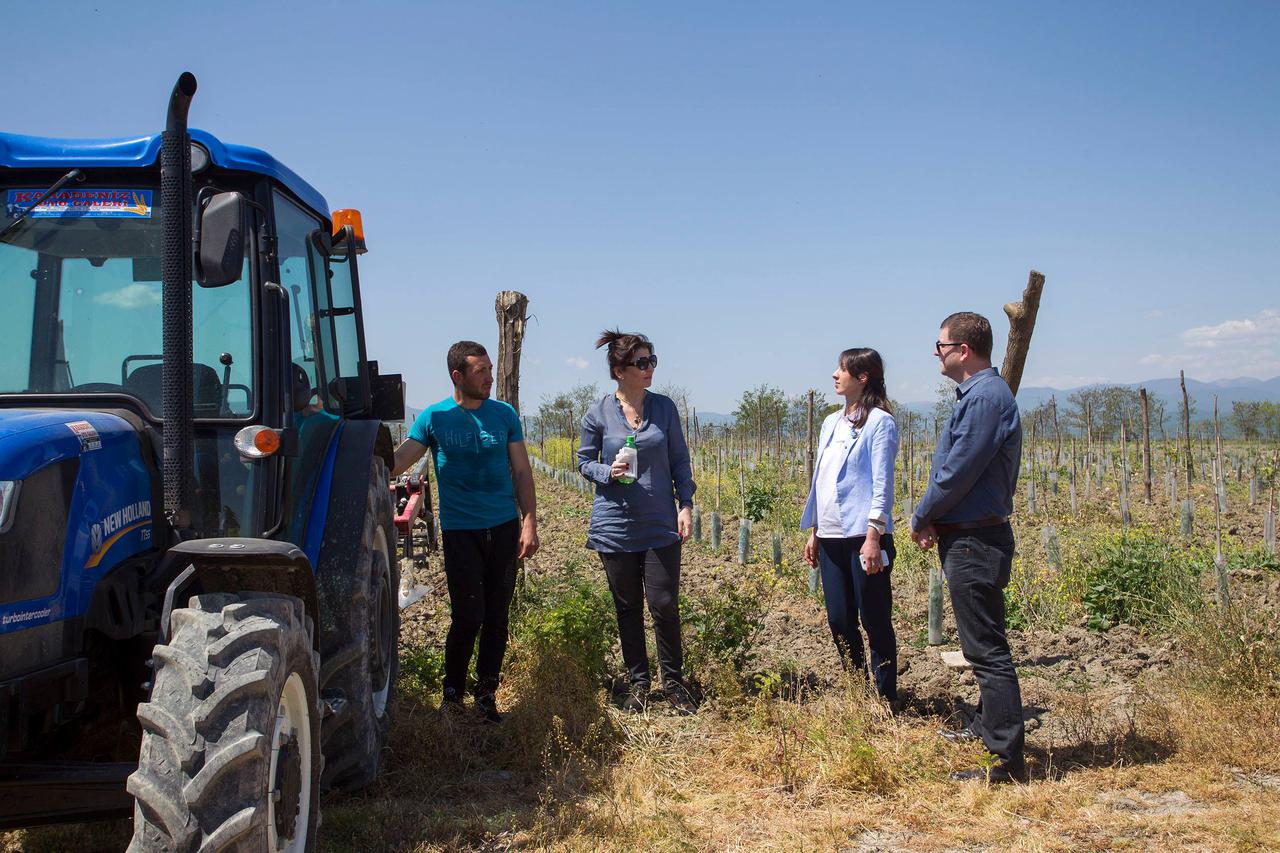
[595,329,654,381]
[839,347,891,428]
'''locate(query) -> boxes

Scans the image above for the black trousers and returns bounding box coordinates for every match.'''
[939,522,1024,772]
[817,533,898,701]
[598,541,683,689]
[440,518,520,697]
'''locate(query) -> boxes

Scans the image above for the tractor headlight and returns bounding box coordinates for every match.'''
[0,480,18,534]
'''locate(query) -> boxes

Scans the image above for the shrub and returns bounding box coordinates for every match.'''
[743,481,778,523]
[682,580,766,693]
[512,559,617,681]
[1081,530,1199,630]
[399,643,445,697]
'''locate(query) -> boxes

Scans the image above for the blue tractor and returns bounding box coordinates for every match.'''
[0,73,404,850]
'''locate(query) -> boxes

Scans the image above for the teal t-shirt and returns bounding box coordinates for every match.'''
[409,397,523,531]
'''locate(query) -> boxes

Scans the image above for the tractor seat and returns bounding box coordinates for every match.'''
[124,363,223,418]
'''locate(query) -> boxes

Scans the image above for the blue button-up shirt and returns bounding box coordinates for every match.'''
[912,367,1021,528]
[577,392,696,553]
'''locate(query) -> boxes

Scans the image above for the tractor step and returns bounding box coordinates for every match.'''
[0,761,135,830]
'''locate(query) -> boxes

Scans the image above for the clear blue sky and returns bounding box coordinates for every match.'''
[8,2,1278,412]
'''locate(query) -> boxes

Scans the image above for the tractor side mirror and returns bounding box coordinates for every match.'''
[196,191,246,287]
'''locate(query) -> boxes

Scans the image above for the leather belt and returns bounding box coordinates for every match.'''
[932,517,1007,535]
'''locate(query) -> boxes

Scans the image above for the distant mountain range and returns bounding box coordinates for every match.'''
[1012,376,1280,414]
[402,376,1280,434]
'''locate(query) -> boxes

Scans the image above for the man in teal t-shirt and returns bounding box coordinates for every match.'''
[393,341,539,723]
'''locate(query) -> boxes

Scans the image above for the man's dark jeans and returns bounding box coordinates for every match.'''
[817,534,898,701]
[598,541,683,690]
[939,522,1024,772]
[440,518,520,698]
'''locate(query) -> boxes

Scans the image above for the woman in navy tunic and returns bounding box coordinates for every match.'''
[578,330,697,713]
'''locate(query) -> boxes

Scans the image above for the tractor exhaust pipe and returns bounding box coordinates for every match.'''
[161,72,198,532]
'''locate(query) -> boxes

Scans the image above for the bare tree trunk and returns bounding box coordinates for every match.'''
[494,290,528,413]
[1000,269,1046,396]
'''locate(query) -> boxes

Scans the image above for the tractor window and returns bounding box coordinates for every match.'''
[273,192,330,411]
[322,253,365,416]
[0,184,253,416]
[0,243,36,392]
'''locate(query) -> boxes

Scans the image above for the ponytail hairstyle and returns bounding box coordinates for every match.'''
[839,347,892,428]
[595,329,654,381]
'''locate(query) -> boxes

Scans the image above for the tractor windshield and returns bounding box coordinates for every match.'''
[0,181,254,418]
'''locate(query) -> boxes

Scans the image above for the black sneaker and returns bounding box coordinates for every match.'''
[665,682,698,716]
[475,692,503,724]
[621,683,650,714]
[439,687,465,716]
[939,724,981,743]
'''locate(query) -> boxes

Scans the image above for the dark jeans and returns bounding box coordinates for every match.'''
[817,533,898,701]
[599,541,683,689]
[939,522,1024,772]
[440,518,520,697]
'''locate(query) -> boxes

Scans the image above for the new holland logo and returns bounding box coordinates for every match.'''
[84,499,152,568]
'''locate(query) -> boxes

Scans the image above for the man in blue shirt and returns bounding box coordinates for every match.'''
[393,341,539,723]
[911,312,1025,783]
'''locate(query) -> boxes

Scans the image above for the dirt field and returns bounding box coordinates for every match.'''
[6,466,1280,852]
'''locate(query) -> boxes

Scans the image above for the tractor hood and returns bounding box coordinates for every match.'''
[0,410,156,628]
[0,409,143,481]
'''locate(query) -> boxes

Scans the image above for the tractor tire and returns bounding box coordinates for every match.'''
[127,593,320,853]
[318,457,399,791]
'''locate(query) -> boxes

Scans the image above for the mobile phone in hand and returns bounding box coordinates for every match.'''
[858,549,890,569]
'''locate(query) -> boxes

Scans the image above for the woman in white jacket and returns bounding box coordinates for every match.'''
[801,348,900,702]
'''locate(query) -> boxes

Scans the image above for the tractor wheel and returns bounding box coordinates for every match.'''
[319,456,399,791]
[127,593,320,853]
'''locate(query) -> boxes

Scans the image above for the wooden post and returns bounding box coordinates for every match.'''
[1140,388,1153,503]
[1000,269,1046,396]
[715,447,722,513]
[494,290,528,413]
[1180,370,1193,490]
[805,390,816,485]
[1213,397,1229,608]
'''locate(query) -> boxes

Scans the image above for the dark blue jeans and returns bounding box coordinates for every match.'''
[939,522,1024,772]
[817,533,897,701]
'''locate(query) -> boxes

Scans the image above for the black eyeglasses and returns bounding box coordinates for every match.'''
[628,355,658,370]
[934,341,964,355]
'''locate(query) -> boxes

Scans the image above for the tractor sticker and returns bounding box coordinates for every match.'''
[85,499,152,568]
[65,420,101,452]
[1,607,52,628]
[6,188,153,219]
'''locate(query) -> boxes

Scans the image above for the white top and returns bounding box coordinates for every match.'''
[814,412,856,537]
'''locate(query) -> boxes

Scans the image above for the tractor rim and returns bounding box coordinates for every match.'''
[267,672,312,852]
[371,526,393,717]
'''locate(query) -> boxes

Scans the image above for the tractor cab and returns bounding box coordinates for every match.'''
[0,129,399,542]
[0,75,404,848]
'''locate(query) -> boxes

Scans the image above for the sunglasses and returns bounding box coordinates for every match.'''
[628,355,659,370]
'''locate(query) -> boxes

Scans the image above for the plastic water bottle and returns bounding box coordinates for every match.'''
[616,435,638,484]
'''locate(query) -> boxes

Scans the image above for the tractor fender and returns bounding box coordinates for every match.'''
[157,538,319,647]
[312,420,394,586]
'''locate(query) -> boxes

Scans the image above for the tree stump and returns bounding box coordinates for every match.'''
[494,290,528,413]
[1000,270,1046,396]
